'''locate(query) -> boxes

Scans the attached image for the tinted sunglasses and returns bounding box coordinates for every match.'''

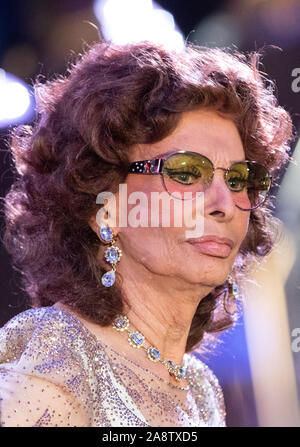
[128,150,272,211]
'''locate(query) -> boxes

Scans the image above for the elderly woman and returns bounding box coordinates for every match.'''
[0,41,292,427]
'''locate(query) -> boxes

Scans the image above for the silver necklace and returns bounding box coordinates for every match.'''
[112,315,187,382]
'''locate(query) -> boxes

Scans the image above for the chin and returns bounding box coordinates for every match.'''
[182,263,230,286]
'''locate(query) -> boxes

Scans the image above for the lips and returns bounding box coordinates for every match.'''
[186,235,234,258]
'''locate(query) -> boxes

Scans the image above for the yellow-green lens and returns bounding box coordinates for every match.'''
[229,162,271,210]
[162,152,213,199]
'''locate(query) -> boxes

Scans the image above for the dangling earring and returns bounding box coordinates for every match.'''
[99,224,122,287]
[224,275,239,314]
[227,275,239,300]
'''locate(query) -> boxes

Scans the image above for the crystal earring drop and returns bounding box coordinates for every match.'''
[227,275,239,300]
[99,224,122,287]
[224,275,239,315]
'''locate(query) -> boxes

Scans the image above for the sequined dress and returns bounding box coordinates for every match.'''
[0,306,226,427]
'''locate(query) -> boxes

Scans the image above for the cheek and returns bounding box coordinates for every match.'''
[237,212,250,243]
[120,176,188,229]
[125,175,163,197]
[116,177,184,269]
[119,226,181,274]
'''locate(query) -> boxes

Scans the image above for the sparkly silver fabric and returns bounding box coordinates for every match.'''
[0,306,226,427]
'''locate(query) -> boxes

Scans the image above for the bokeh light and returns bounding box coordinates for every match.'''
[0,69,34,128]
[93,0,184,51]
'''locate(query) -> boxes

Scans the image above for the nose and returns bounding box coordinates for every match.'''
[203,168,236,220]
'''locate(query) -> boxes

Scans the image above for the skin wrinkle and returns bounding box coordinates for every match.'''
[87,109,250,386]
[0,42,293,426]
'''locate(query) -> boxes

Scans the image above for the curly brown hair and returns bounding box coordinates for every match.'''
[1,41,294,355]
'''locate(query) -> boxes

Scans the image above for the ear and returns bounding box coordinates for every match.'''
[88,196,120,237]
[88,212,106,235]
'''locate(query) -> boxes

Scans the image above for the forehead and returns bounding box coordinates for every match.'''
[131,109,245,166]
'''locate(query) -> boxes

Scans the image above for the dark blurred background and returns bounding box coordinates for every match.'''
[0,0,300,427]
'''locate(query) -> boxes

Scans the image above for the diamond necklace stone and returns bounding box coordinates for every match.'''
[112,315,187,382]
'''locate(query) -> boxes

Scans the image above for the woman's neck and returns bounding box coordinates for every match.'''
[118,261,213,366]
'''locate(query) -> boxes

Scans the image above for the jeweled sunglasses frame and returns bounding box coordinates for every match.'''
[128,150,272,211]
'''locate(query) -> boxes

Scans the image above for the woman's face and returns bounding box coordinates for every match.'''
[106,109,250,288]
